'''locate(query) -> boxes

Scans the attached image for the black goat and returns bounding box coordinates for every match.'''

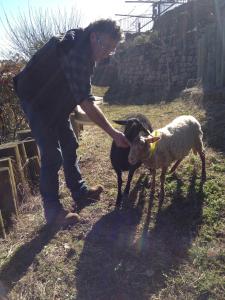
[110,114,153,207]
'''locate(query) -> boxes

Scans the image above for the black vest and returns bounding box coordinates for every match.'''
[13,29,91,125]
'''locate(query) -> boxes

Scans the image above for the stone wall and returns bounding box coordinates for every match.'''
[93,0,224,104]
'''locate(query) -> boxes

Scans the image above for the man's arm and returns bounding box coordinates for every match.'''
[79,99,130,148]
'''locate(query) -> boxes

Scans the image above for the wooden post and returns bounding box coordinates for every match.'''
[22,139,40,186]
[0,142,26,188]
[0,210,6,239]
[27,156,40,185]
[0,158,18,207]
[17,141,30,181]
[23,139,40,160]
[0,167,18,225]
[17,142,28,166]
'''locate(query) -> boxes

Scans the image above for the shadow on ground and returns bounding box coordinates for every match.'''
[0,224,60,297]
[76,170,204,300]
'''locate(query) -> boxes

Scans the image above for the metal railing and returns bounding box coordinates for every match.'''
[117,0,190,33]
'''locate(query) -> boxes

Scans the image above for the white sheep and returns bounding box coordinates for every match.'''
[128,115,206,203]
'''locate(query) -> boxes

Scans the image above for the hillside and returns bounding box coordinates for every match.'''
[0,93,224,300]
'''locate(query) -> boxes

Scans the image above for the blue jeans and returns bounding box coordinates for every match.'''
[21,100,88,209]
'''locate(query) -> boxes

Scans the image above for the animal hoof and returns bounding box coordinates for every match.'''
[201,174,206,182]
[115,200,121,209]
[122,193,129,201]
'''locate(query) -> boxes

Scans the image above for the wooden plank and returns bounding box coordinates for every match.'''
[197,36,204,79]
[93,96,103,104]
[0,210,6,239]
[17,142,28,166]
[0,167,18,225]
[70,100,103,138]
[0,158,18,207]
[206,25,216,88]
[17,129,33,141]
[23,139,40,160]
[215,23,222,88]
[17,141,30,181]
[222,18,225,86]
[198,33,208,86]
[73,99,103,125]
[0,142,26,188]
[74,106,93,125]
[27,156,40,187]
[21,140,40,185]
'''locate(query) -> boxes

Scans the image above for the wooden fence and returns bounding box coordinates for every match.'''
[0,136,40,236]
[197,5,225,89]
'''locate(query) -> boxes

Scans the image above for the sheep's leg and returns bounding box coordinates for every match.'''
[124,167,136,196]
[199,150,206,181]
[159,168,167,210]
[169,159,182,174]
[150,169,156,201]
[115,170,123,207]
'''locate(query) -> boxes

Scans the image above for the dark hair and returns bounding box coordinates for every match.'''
[85,19,123,42]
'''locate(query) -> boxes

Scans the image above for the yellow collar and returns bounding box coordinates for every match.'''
[149,130,159,158]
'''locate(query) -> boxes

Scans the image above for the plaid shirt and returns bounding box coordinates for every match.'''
[58,29,96,105]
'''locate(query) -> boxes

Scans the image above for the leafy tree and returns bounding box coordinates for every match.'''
[0,5,82,142]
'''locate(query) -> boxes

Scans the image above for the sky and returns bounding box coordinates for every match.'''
[0,0,153,57]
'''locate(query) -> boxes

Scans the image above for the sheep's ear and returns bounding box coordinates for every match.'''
[113,120,129,125]
[144,135,161,144]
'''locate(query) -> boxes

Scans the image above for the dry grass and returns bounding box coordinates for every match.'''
[0,91,224,300]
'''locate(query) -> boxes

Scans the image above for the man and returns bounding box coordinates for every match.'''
[13,19,129,226]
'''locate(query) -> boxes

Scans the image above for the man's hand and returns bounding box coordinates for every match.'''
[111,129,130,148]
[80,100,130,148]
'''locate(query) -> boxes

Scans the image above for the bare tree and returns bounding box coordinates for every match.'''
[0,4,82,60]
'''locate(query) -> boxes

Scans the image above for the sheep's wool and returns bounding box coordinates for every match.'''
[144,115,203,170]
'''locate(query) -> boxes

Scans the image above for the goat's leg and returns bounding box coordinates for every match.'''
[199,150,206,182]
[115,170,123,207]
[124,167,136,196]
[159,168,167,211]
[169,159,182,174]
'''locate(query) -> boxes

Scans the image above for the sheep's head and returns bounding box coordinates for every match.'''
[113,118,152,142]
[128,135,161,165]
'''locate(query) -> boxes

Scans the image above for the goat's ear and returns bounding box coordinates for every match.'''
[113,120,129,125]
[144,135,161,144]
[141,129,152,136]
[138,130,147,137]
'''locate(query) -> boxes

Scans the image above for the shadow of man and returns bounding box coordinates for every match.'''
[75,206,144,300]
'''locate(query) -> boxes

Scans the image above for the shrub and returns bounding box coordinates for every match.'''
[0,59,27,143]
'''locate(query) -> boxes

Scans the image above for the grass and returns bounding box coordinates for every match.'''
[0,88,224,300]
